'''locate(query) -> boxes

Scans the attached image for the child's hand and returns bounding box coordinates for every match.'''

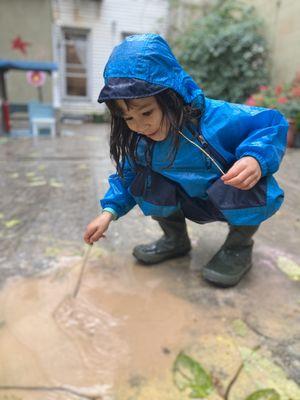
[221,156,262,190]
[83,212,114,244]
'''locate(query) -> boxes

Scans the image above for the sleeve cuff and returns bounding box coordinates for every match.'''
[239,152,268,177]
[102,207,118,220]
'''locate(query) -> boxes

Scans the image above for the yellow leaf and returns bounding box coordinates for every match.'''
[5,219,21,228]
[26,172,36,178]
[277,256,300,281]
[49,179,63,188]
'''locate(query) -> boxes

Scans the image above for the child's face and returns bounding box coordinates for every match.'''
[116,96,170,141]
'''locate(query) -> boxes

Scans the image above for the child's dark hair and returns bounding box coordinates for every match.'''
[105,89,203,176]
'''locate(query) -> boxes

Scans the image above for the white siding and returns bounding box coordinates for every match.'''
[52,0,169,115]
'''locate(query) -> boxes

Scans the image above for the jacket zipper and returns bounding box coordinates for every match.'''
[198,133,230,172]
[178,130,227,176]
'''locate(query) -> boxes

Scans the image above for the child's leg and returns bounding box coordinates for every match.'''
[201,224,259,287]
[132,210,191,265]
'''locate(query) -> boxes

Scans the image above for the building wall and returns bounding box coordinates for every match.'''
[0,0,53,103]
[52,0,169,115]
[244,0,300,84]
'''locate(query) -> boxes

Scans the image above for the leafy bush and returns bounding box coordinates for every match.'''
[170,0,270,102]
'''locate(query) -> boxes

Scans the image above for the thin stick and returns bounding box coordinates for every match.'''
[73,244,93,298]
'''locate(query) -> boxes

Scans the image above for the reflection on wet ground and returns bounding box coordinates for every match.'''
[0,247,299,400]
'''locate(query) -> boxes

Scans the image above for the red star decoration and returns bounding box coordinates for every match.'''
[11,36,31,55]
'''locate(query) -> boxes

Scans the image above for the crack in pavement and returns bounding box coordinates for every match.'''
[0,385,103,400]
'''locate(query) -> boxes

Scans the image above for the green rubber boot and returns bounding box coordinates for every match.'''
[201,225,259,287]
[133,211,191,265]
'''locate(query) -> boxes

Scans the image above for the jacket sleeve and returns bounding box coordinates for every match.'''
[204,100,289,176]
[100,158,137,219]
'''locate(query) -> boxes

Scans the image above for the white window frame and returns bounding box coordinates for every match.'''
[61,27,91,101]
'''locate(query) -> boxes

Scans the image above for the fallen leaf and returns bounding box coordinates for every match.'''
[173,352,213,398]
[45,247,64,257]
[5,219,21,228]
[240,346,300,399]
[0,213,4,219]
[277,256,300,281]
[49,179,63,188]
[245,388,280,400]
[29,180,47,187]
[232,319,249,337]
[9,172,19,179]
[26,172,36,178]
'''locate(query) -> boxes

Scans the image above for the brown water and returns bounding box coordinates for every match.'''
[0,251,213,399]
[0,249,299,400]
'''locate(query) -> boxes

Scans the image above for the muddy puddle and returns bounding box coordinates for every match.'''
[0,247,299,400]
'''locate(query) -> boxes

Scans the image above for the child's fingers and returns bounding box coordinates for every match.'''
[241,176,259,190]
[231,176,258,190]
[223,168,251,186]
[83,227,97,244]
[90,229,106,243]
[222,161,245,181]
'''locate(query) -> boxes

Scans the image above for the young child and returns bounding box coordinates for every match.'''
[84,34,288,287]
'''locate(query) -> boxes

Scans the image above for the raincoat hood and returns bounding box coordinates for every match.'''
[98,33,203,104]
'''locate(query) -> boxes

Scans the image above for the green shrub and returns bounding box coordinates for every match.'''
[170,0,270,102]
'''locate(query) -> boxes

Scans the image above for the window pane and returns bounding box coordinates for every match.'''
[63,29,89,97]
[66,65,86,74]
[66,42,86,65]
[66,77,87,96]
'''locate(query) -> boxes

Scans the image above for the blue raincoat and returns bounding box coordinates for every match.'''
[99,34,288,226]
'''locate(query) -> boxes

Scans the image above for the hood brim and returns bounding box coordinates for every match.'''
[98,77,167,103]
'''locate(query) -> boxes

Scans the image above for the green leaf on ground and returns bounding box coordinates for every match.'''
[5,219,21,228]
[49,179,63,188]
[240,347,300,399]
[9,172,19,179]
[173,352,213,398]
[232,319,249,337]
[45,247,64,257]
[26,172,36,178]
[245,388,280,400]
[29,180,47,187]
[277,256,300,281]
[0,213,4,219]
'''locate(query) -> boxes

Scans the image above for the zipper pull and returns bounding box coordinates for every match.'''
[198,134,208,148]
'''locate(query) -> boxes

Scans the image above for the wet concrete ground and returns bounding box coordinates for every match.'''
[0,124,299,399]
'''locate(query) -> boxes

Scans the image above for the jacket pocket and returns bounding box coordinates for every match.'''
[207,176,284,225]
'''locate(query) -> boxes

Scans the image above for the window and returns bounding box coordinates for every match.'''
[62,29,90,99]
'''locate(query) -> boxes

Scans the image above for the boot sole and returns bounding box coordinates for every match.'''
[133,248,191,266]
[201,263,252,287]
